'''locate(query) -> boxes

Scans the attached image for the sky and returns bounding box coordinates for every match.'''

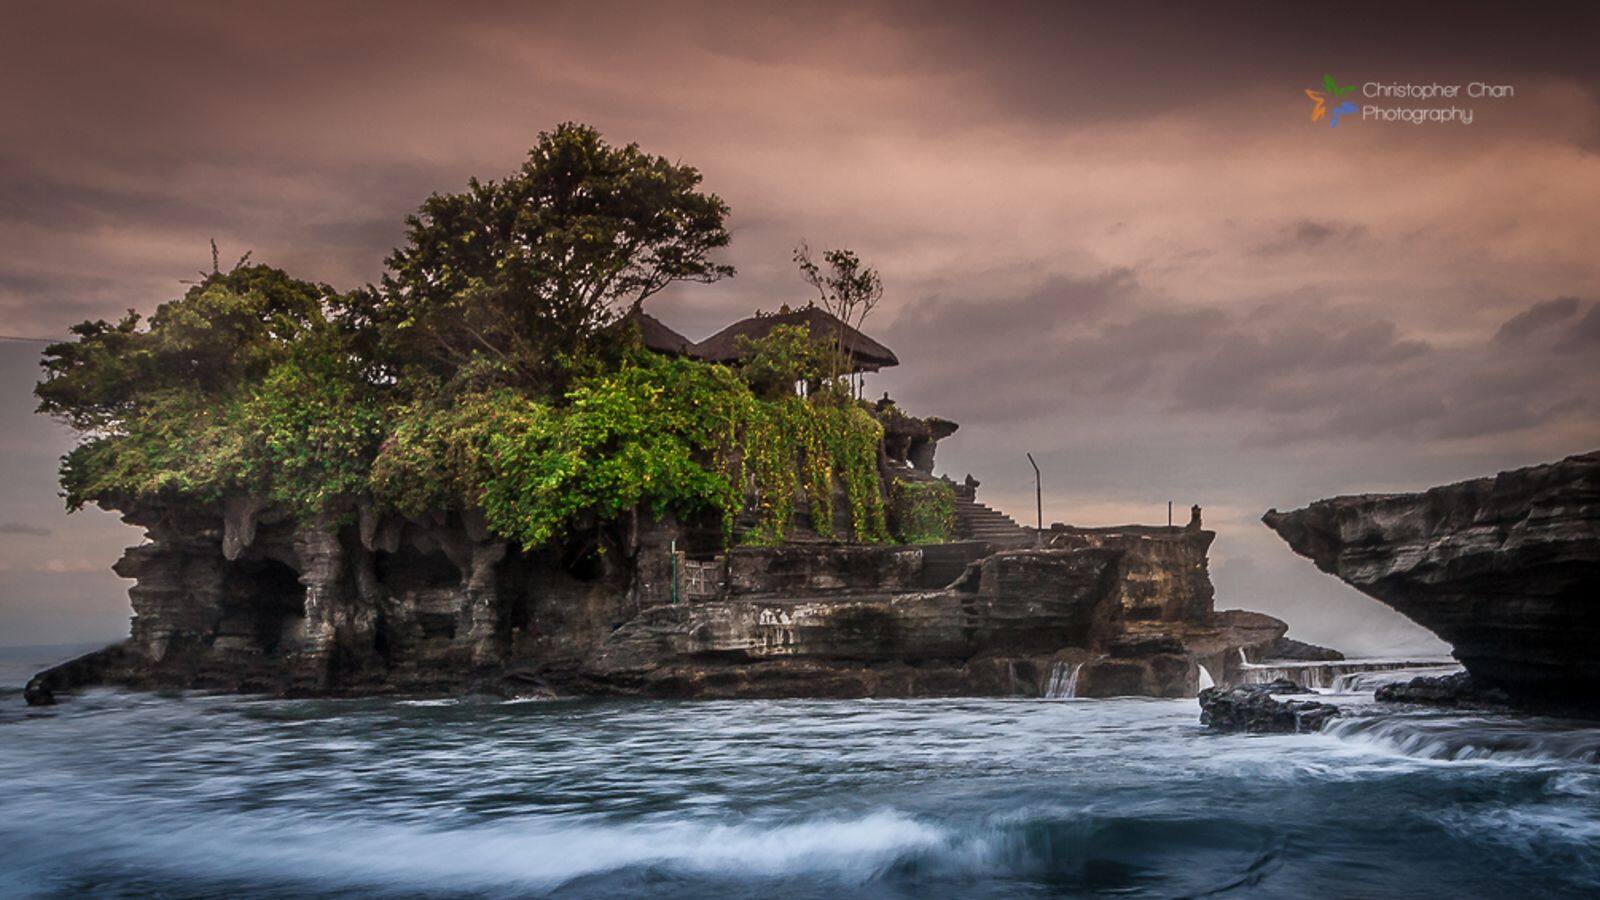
[2,1,1598,653]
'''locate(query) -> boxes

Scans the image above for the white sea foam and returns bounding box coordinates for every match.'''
[4,806,961,891]
[1323,715,1600,766]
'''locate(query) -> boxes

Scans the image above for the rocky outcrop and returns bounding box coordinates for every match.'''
[32,492,1285,702]
[1250,636,1344,662]
[1375,671,1512,709]
[1199,679,1341,733]
[1263,451,1600,710]
[24,643,137,706]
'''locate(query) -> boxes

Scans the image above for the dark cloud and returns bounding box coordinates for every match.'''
[873,1,1600,128]
[1495,296,1583,342]
[1562,303,1600,351]
[885,271,1594,451]
[1252,220,1368,256]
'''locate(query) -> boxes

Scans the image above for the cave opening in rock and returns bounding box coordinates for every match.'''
[217,558,306,654]
[375,544,464,641]
[560,537,605,583]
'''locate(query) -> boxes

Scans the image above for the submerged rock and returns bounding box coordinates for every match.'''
[22,679,54,706]
[1375,671,1512,709]
[1199,680,1341,733]
[1263,450,1600,712]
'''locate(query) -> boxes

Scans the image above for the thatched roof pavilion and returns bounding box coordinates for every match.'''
[616,308,695,356]
[691,304,899,373]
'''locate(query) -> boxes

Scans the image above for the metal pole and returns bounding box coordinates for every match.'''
[670,538,678,604]
[1026,453,1042,544]
[1168,501,1173,528]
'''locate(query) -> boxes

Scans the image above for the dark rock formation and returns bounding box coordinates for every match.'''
[1251,636,1344,663]
[27,490,1292,703]
[1375,671,1512,709]
[1199,680,1341,733]
[1263,451,1600,710]
[587,533,1236,699]
[25,643,136,706]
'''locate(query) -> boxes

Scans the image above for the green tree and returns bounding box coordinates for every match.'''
[38,265,383,513]
[367,123,734,392]
[733,324,830,399]
[37,265,339,432]
[793,242,883,383]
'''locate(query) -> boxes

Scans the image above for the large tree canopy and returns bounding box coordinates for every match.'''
[364,122,734,392]
[39,265,384,513]
[36,265,341,432]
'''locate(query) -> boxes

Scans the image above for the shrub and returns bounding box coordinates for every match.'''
[889,479,955,545]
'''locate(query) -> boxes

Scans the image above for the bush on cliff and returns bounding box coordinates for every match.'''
[369,355,889,546]
[888,479,955,544]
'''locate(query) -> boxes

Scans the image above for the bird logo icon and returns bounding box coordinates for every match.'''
[1306,74,1359,127]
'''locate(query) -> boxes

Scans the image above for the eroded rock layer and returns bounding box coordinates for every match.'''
[29,499,1280,702]
[1263,451,1600,709]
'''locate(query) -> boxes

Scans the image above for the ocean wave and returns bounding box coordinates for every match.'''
[0,802,1283,896]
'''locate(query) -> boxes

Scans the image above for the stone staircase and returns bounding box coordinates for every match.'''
[953,495,1033,546]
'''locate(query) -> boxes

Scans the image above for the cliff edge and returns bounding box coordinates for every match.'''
[1263,451,1600,709]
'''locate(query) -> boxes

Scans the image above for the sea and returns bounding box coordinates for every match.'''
[2,644,1598,898]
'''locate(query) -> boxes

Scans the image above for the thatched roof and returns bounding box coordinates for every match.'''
[616,308,694,356]
[692,304,899,372]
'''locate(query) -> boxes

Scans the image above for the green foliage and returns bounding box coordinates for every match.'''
[368,356,887,547]
[37,266,333,431]
[238,343,385,514]
[44,265,383,514]
[733,324,831,399]
[59,390,249,509]
[476,359,748,546]
[889,479,955,545]
[794,242,883,380]
[40,125,893,550]
[365,122,734,393]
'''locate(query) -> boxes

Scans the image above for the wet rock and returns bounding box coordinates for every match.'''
[22,678,54,706]
[1375,671,1512,709]
[1264,450,1600,711]
[1199,680,1340,733]
[21,643,134,705]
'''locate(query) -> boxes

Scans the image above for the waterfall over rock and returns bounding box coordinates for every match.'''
[1237,658,1457,691]
[1044,662,1083,698]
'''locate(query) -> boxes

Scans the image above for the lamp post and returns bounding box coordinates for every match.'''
[1026,453,1042,546]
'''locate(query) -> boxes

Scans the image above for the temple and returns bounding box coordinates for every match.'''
[26,300,1298,705]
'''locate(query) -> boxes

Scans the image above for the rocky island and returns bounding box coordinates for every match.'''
[24,125,1292,705]
[1264,451,1600,714]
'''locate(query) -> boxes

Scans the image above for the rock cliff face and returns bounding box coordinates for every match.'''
[29,496,1281,703]
[1263,451,1600,709]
